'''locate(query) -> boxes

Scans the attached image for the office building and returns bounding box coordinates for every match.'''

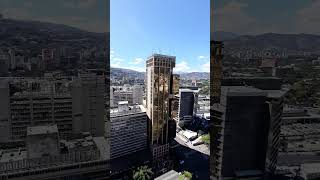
[111,84,144,107]
[110,102,148,159]
[169,74,180,121]
[210,40,224,179]
[211,86,285,180]
[0,79,10,142]
[210,41,224,104]
[178,89,196,120]
[26,125,60,159]
[3,78,73,141]
[172,74,180,95]
[146,54,175,145]
[0,73,105,142]
[146,54,175,158]
[71,73,105,137]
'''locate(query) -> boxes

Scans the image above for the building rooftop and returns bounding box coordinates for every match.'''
[179,88,199,93]
[221,86,267,96]
[235,170,264,178]
[223,76,281,80]
[110,105,146,117]
[263,89,288,98]
[0,149,26,162]
[260,59,277,68]
[301,163,320,174]
[155,170,180,180]
[281,123,320,141]
[27,124,58,136]
[148,53,176,59]
[118,101,129,105]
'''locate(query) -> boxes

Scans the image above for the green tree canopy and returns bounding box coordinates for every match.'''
[133,166,153,180]
[179,171,193,180]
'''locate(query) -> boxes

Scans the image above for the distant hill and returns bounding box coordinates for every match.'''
[0,18,107,48]
[178,72,209,80]
[212,31,239,41]
[111,67,145,79]
[222,33,320,52]
[111,67,209,80]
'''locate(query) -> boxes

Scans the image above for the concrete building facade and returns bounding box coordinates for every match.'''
[110,103,148,159]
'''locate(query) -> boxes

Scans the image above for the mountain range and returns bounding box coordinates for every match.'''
[111,67,209,80]
[213,31,320,52]
[0,18,107,49]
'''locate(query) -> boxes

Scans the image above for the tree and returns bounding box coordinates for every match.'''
[133,166,153,180]
[201,134,210,145]
[179,171,193,180]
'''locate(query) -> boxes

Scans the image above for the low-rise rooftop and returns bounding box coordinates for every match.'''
[27,124,58,136]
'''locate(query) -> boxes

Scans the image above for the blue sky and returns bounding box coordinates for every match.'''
[111,0,210,72]
[212,0,320,35]
[0,0,108,32]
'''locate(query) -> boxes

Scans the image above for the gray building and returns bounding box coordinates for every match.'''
[0,79,10,142]
[178,89,198,120]
[0,73,106,142]
[26,125,60,159]
[111,84,144,107]
[71,73,106,137]
[110,102,148,159]
[211,86,285,179]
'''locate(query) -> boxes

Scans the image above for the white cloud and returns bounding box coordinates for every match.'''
[110,50,124,68]
[110,50,115,59]
[110,50,145,72]
[174,61,191,72]
[201,62,210,72]
[111,61,121,68]
[132,58,144,64]
[197,55,208,61]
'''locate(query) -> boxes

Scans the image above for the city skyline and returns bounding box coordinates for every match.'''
[111,0,210,73]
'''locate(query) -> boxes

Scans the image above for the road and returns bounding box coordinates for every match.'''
[171,132,210,180]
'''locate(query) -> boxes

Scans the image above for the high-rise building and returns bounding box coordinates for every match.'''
[211,86,268,179]
[145,54,175,158]
[2,78,73,141]
[0,49,10,75]
[0,73,106,142]
[132,84,144,105]
[110,102,148,159]
[211,86,285,180]
[178,89,195,120]
[172,74,180,95]
[0,79,10,142]
[210,41,224,104]
[71,73,105,137]
[210,40,224,180]
[169,74,180,121]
